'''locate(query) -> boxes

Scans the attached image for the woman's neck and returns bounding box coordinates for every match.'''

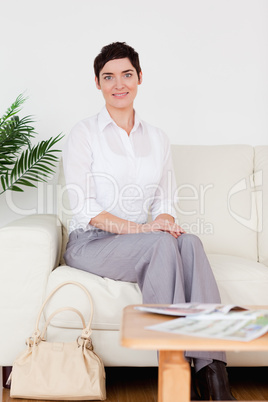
[106,105,135,135]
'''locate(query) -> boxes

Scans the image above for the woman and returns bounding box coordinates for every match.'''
[63,42,236,401]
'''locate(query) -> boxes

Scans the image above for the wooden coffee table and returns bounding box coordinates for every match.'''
[120,305,268,402]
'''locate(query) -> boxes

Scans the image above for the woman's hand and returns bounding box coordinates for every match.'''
[90,211,185,237]
[140,218,185,239]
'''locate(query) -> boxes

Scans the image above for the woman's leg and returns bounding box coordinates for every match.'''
[65,229,225,364]
[65,229,234,400]
[64,229,186,302]
[176,234,235,400]
[176,234,226,370]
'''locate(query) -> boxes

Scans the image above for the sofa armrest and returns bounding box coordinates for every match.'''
[0,214,62,366]
[0,214,62,276]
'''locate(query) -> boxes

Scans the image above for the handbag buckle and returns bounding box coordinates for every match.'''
[81,328,92,339]
[76,336,93,350]
[84,338,93,350]
[26,337,34,347]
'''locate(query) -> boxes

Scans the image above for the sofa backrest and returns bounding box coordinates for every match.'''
[171,145,258,261]
[255,146,268,266]
[58,145,266,263]
[57,159,71,264]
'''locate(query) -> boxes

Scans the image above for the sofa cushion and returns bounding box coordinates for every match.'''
[255,146,268,266]
[208,254,268,305]
[57,159,71,265]
[44,266,142,331]
[171,145,257,260]
[44,256,268,332]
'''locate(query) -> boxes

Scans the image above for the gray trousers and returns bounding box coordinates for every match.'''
[64,229,226,371]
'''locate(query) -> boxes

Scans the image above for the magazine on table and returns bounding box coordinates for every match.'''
[146,309,268,342]
[135,303,248,317]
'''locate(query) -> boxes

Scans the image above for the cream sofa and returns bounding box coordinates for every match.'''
[1,145,268,369]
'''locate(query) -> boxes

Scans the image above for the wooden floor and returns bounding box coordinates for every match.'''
[2,366,268,401]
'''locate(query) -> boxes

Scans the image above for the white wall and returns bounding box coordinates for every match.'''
[0,0,267,227]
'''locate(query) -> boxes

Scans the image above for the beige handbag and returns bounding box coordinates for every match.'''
[9,281,106,400]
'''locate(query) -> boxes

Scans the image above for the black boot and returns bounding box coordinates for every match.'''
[196,360,236,400]
[191,367,201,400]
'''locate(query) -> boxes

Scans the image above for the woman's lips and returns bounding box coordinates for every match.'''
[112,92,128,97]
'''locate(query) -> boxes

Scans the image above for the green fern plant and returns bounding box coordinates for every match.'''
[0,94,64,194]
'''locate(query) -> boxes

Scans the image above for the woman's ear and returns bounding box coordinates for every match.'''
[138,71,143,85]
[95,76,101,90]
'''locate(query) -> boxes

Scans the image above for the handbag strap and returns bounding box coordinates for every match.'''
[40,306,86,340]
[33,281,94,342]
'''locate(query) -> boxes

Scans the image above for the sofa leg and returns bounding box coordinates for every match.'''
[2,366,12,389]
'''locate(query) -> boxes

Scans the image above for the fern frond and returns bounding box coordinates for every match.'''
[0,93,26,128]
[0,95,37,175]
[0,94,64,194]
[0,115,36,149]
[0,133,64,194]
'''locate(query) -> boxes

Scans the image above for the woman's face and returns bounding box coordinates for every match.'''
[95,58,142,112]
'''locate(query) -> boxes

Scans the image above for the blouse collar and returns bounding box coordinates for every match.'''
[98,106,143,134]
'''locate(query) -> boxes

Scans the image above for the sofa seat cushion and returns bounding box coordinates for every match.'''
[44,265,142,330]
[208,254,268,305]
[45,255,268,332]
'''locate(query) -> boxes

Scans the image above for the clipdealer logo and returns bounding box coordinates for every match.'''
[3,170,263,234]
[227,170,263,232]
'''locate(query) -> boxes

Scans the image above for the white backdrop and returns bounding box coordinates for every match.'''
[0,0,268,226]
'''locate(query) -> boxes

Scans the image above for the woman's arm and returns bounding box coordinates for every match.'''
[90,211,141,234]
[90,211,185,238]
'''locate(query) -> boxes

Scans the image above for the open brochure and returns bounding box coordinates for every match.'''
[135,303,248,317]
[146,309,268,342]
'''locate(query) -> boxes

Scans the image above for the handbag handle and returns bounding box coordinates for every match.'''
[40,306,86,340]
[33,281,93,342]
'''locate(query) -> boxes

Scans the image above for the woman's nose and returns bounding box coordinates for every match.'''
[115,77,124,89]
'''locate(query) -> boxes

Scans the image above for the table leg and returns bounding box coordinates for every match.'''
[158,350,190,402]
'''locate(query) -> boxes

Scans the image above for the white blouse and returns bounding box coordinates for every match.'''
[63,107,177,232]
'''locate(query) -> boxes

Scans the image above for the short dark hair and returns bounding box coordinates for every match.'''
[94,42,141,82]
